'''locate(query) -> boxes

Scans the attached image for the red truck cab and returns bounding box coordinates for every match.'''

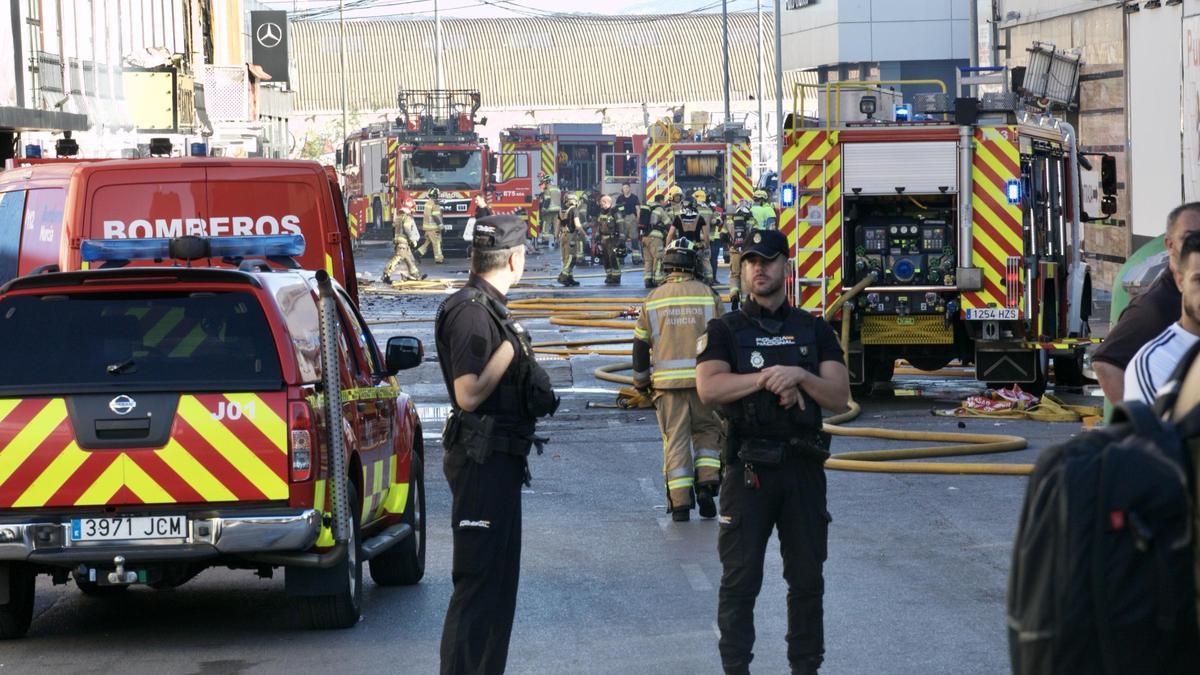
[0,158,358,301]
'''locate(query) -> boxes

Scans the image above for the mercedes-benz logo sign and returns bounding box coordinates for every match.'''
[256,22,282,49]
[109,395,137,416]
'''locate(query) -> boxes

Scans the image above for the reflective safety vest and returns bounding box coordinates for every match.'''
[633,274,723,389]
[750,204,776,230]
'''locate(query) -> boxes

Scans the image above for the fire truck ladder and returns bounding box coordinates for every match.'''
[792,159,831,316]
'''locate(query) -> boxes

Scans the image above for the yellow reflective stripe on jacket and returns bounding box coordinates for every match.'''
[651,368,696,382]
[645,295,719,311]
[667,477,695,490]
[633,326,650,341]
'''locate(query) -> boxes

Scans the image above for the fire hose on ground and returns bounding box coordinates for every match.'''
[519,289,1038,476]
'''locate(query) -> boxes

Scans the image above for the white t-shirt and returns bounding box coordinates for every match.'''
[1124,322,1200,405]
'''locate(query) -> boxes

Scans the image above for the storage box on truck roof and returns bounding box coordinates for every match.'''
[0,158,358,300]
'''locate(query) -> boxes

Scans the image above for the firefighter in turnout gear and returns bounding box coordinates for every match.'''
[750,189,776,230]
[634,238,724,521]
[556,193,584,286]
[668,203,713,283]
[435,215,560,675]
[726,201,755,310]
[382,198,425,283]
[639,194,670,287]
[539,175,561,248]
[595,194,627,285]
[417,187,446,263]
[695,229,851,675]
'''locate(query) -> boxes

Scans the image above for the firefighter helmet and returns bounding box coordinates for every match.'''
[565,193,580,207]
[662,237,699,274]
[753,189,768,201]
[692,189,707,203]
[428,187,441,198]
[538,172,551,185]
[401,198,416,213]
[668,185,683,201]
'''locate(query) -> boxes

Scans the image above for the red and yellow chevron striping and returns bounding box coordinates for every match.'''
[0,393,288,508]
[963,126,1024,313]
[540,141,556,180]
[501,140,516,181]
[645,143,673,203]
[781,130,843,315]
[730,143,753,205]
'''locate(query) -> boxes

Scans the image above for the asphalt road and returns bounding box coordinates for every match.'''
[4,245,1095,674]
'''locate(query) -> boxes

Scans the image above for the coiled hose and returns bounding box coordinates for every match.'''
[529,289,1034,476]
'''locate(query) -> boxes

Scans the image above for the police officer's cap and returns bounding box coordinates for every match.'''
[472,215,527,251]
[742,229,789,261]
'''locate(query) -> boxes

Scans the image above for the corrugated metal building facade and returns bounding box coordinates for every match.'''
[291,12,811,113]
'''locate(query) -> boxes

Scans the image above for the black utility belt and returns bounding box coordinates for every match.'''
[736,433,831,466]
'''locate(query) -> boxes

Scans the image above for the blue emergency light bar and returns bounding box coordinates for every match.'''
[1005,179,1022,205]
[81,234,306,263]
[780,183,797,209]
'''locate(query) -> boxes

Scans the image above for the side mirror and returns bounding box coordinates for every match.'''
[385,336,424,374]
[380,156,389,185]
[336,148,344,167]
[1101,155,1117,196]
[489,154,499,181]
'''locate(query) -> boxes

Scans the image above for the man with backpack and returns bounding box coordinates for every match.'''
[1093,203,1200,402]
[1125,231,1200,404]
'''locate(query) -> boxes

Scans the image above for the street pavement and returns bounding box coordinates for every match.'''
[3,244,1093,674]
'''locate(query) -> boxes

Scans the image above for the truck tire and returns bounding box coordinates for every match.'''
[0,564,34,639]
[1052,353,1088,388]
[369,454,426,586]
[305,482,362,630]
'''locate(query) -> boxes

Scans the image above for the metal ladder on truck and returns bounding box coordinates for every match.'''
[791,158,831,318]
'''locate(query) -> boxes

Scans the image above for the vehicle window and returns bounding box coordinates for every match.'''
[0,291,283,395]
[0,190,27,284]
[401,149,482,190]
[89,181,205,238]
[263,276,322,383]
[19,188,65,276]
[339,290,383,376]
[205,178,326,274]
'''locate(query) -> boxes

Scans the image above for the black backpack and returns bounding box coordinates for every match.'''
[1007,397,1200,674]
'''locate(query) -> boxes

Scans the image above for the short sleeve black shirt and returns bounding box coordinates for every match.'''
[1092,270,1182,369]
[698,299,844,367]
[616,193,640,216]
[437,275,510,383]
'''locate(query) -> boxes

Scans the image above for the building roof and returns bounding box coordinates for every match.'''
[290,12,814,113]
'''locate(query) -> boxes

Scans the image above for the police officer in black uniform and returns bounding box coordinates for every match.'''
[695,229,851,675]
[435,215,560,675]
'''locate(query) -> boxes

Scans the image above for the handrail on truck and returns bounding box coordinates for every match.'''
[791,79,950,140]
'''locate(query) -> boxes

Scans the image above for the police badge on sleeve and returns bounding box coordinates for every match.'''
[696,334,708,356]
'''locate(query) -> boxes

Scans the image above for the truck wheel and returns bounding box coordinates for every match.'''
[0,564,34,639]
[73,573,128,597]
[305,482,362,630]
[369,454,426,586]
[1052,353,1088,388]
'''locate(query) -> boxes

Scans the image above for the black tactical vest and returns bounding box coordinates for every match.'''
[719,304,824,437]
[435,285,558,434]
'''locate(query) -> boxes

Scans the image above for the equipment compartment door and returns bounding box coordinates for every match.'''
[843,142,958,195]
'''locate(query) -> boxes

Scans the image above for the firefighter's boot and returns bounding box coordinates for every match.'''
[696,485,717,519]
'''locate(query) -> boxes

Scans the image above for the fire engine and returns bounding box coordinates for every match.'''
[499,124,639,237]
[637,114,755,208]
[342,90,531,254]
[778,56,1116,393]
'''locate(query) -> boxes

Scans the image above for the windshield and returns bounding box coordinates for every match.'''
[0,291,284,395]
[401,149,483,190]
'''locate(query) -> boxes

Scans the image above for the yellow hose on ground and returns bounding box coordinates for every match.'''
[525,292,1039,476]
